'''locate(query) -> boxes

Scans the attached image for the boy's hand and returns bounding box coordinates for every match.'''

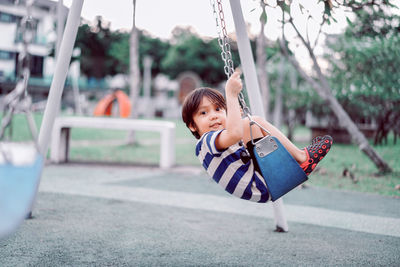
[225,69,242,97]
[216,68,244,150]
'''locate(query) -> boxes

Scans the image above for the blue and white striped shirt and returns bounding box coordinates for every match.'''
[196,130,270,203]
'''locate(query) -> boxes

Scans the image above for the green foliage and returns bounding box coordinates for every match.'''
[324,0,400,124]
[160,27,245,85]
[267,42,313,117]
[161,34,228,85]
[260,4,267,25]
[75,17,120,78]
[139,33,170,75]
[277,0,290,13]
[76,17,170,79]
[108,30,170,76]
[342,0,400,38]
[75,21,251,86]
[108,31,129,74]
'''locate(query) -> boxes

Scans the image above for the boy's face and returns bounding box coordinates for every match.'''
[189,96,227,138]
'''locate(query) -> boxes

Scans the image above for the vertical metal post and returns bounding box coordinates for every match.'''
[56,0,65,59]
[143,56,153,118]
[38,0,84,155]
[229,0,289,232]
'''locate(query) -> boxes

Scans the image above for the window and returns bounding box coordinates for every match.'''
[30,55,44,77]
[0,50,14,60]
[14,54,44,77]
[0,12,17,23]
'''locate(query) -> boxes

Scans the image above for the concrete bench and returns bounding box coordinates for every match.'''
[50,116,175,169]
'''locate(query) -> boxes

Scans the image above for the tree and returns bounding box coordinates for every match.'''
[127,0,140,144]
[138,33,170,76]
[75,16,119,78]
[108,30,170,77]
[325,1,400,145]
[275,0,392,173]
[161,26,242,86]
[266,48,312,138]
[256,1,271,120]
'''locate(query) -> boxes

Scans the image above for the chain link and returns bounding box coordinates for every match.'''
[211,0,233,78]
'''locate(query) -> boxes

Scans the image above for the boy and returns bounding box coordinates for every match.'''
[182,69,332,202]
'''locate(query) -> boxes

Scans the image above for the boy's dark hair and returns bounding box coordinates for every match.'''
[182,87,226,139]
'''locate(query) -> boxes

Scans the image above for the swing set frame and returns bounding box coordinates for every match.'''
[45,0,292,232]
[1,0,292,235]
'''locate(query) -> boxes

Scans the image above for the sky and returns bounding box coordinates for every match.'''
[60,0,266,39]
[58,0,351,72]
[59,0,347,41]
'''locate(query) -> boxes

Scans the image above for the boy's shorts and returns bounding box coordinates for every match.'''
[246,138,262,174]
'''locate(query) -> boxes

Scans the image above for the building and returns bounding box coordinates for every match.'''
[0,0,67,96]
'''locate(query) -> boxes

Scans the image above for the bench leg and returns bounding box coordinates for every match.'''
[60,128,70,162]
[50,127,70,163]
[50,125,61,163]
[160,127,175,169]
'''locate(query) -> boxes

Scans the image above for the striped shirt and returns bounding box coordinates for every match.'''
[196,130,270,203]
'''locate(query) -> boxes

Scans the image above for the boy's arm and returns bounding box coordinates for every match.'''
[215,69,244,150]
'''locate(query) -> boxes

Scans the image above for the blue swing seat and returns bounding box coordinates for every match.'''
[0,155,43,239]
[252,136,308,201]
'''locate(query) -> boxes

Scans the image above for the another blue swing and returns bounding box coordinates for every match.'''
[0,96,44,239]
[0,144,43,239]
[0,1,45,239]
[0,86,44,239]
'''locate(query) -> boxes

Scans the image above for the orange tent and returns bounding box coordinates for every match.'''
[93,90,131,118]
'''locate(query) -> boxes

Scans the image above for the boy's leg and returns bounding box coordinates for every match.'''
[242,116,306,164]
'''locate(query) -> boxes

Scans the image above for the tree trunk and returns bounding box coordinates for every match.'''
[142,55,153,118]
[279,39,392,174]
[256,1,270,120]
[71,60,82,115]
[127,0,141,144]
[273,57,284,130]
[286,69,297,141]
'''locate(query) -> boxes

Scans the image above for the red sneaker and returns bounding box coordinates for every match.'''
[300,135,333,175]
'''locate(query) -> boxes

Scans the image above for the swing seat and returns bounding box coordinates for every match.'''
[0,144,43,239]
[252,136,308,201]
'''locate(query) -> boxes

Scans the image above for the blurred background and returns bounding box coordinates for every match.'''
[0,0,399,196]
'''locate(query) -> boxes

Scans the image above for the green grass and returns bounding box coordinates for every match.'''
[302,141,400,197]
[2,112,399,197]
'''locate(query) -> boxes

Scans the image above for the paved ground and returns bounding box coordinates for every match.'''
[1,163,400,266]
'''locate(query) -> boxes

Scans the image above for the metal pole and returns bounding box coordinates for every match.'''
[229,0,264,116]
[229,0,289,232]
[56,0,65,59]
[38,0,84,155]
[143,56,153,118]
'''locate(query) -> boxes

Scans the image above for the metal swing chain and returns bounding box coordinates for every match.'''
[210,0,251,118]
[0,0,39,161]
[210,0,255,162]
[210,0,271,145]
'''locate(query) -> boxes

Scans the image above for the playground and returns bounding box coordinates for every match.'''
[1,163,399,266]
[1,0,400,266]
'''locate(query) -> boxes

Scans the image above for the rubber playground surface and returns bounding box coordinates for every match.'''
[1,163,399,266]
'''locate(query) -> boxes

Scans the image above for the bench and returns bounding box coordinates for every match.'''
[50,116,175,169]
